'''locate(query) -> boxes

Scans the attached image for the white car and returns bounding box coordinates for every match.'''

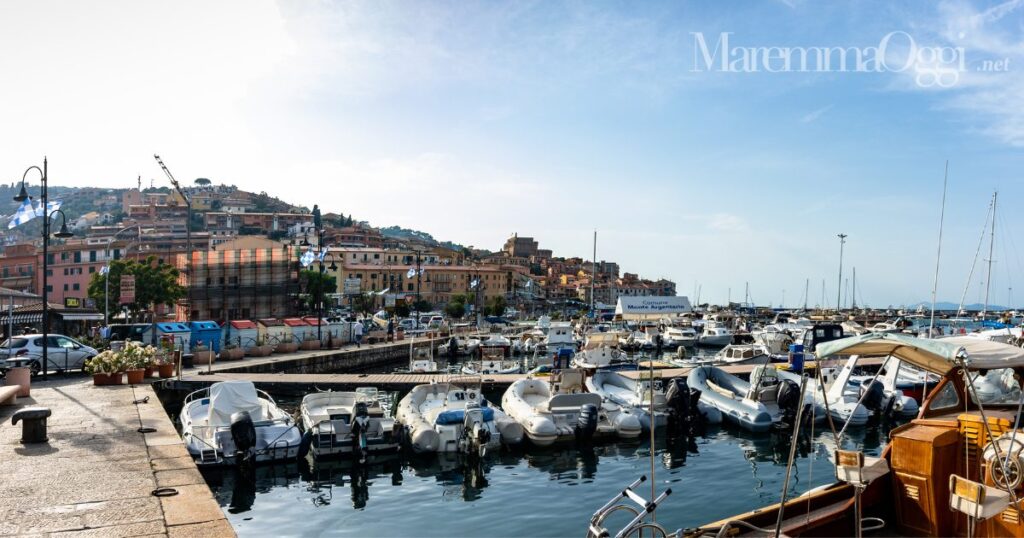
[1,334,98,375]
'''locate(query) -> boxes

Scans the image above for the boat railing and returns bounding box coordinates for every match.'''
[586,475,676,538]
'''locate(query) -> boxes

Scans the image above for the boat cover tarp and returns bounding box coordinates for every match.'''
[816,333,1024,375]
[436,407,494,425]
[209,381,262,427]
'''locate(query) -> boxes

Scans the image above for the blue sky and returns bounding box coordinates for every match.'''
[1,0,1023,308]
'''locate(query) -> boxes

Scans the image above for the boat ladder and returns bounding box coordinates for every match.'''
[586,475,677,538]
[199,448,219,464]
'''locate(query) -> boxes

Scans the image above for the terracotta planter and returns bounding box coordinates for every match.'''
[192,350,216,365]
[396,330,405,341]
[109,372,123,385]
[245,345,273,357]
[144,366,156,378]
[299,340,321,351]
[92,373,109,386]
[274,342,299,354]
[158,363,175,378]
[126,369,145,385]
[220,348,245,361]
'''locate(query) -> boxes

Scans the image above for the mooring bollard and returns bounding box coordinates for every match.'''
[12,406,51,443]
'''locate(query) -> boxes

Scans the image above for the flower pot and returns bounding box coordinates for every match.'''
[109,372,123,385]
[220,348,244,361]
[300,340,321,351]
[245,345,272,357]
[92,373,110,386]
[275,342,299,354]
[126,369,145,385]
[144,366,156,378]
[158,363,175,378]
[396,330,405,341]
[192,350,216,366]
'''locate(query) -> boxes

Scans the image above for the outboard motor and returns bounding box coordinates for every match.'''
[351,401,371,462]
[775,379,803,428]
[575,403,599,444]
[230,411,257,464]
[462,403,491,457]
[859,379,885,413]
[665,378,703,437]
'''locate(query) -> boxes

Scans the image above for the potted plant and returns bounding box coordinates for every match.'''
[299,333,321,351]
[192,342,215,366]
[274,333,299,354]
[86,350,116,386]
[156,351,176,378]
[220,341,244,361]
[122,341,154,385]
[245,335,273,357]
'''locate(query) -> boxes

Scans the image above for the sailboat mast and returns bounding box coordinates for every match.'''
[929,161,949,337]
[804,278,809,311]
[591,230,597,315]
[852,268,857,309]
[983,191,997,318]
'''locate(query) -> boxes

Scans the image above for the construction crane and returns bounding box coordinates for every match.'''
[153,154,193,322]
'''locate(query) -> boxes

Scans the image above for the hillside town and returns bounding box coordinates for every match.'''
[0,180,676,330]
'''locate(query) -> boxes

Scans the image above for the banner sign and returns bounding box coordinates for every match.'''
[64,297,81,308]
[343,278,361,295]
[614,296,691,318]
[120,275,136,304]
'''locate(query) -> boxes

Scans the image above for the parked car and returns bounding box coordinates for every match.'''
[0,334,98,376]
[398,318,418,331]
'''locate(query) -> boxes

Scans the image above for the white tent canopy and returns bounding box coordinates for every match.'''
[816,333,1024,375]
[615,296,692,321]
[208,381,263,427]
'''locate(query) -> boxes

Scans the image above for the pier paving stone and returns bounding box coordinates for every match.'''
[0,377,234,537]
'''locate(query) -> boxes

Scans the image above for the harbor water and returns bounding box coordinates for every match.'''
[200,411,895,537]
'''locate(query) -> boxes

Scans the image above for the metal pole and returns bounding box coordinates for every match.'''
[41,157,48,381]
[591,230,596,315]
[836,233,847,313]
[983,191,997,319]
[186,198,192,322]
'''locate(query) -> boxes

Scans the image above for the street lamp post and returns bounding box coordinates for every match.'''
[13,158,74,381]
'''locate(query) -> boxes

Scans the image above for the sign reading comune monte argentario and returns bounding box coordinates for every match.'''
[615,296,692,320]
[120,275,135,304]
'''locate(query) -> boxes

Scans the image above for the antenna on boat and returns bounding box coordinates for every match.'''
[928,161,948,337]
[983,191,998,319]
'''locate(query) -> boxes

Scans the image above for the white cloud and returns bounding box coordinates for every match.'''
[800,104,834,123]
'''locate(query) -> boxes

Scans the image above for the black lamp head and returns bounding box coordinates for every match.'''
[13,183,28,202]
[54,221,74,239]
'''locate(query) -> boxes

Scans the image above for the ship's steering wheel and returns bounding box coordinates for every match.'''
[983,432,1024,490]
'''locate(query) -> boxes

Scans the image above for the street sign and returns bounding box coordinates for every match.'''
[385,294,396,307]
[343,278,361,295]
[120,275,136,304]
[64,297,81,308]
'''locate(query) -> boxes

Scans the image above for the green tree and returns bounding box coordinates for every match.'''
[393,302,411,318]
[412,299,432,312]
[444,296,466,318]
[194,178,212,186]
[486,295,508,317]
[300,269,337,314]
[88,256,186,321]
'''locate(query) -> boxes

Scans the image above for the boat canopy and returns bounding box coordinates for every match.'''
[208,381,262,427]
[816,332,1024,375]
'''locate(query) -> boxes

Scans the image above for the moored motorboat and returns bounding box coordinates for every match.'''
[697,322,733,347]
[299,388,402,460]
[502,370,642,446]
[585,370,667,431]
[181,380,302,466]
[395,382,523,455]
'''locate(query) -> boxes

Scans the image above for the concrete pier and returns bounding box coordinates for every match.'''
[0,378,233,537]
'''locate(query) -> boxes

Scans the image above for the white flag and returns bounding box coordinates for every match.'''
[7,198,36,229]
[34,199,62,218]
[406,268,416,278]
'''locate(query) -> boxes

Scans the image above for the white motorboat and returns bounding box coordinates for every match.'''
[586,370,667,431]
[833,355,918,421]
[181,380,302,466]
[402,337,441,373]
[438,336,481,357]
[299,388,401,460]
[572,332,630,370]
[750,325,796,354]
[662,325,698,348]
[697,322,733,347]
[714,344,776,365]
[776,367,871,427]
[502,370,642,446]
[543,322,578,352]
[687,365,822,432]
[479,333,512,356]
[462,348,524,375]
[395,382,523,455]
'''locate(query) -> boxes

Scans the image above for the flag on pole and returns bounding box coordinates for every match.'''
[407,268,416,278]
[470,278,480,289]
[100,266,110,275]
[300,249,316,267]
[7,198,37,229]
[33,199,62,218]
[317,248,328,262]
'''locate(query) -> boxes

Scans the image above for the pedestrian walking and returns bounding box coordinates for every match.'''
[387,318,395,342]
[354,319,364,347]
